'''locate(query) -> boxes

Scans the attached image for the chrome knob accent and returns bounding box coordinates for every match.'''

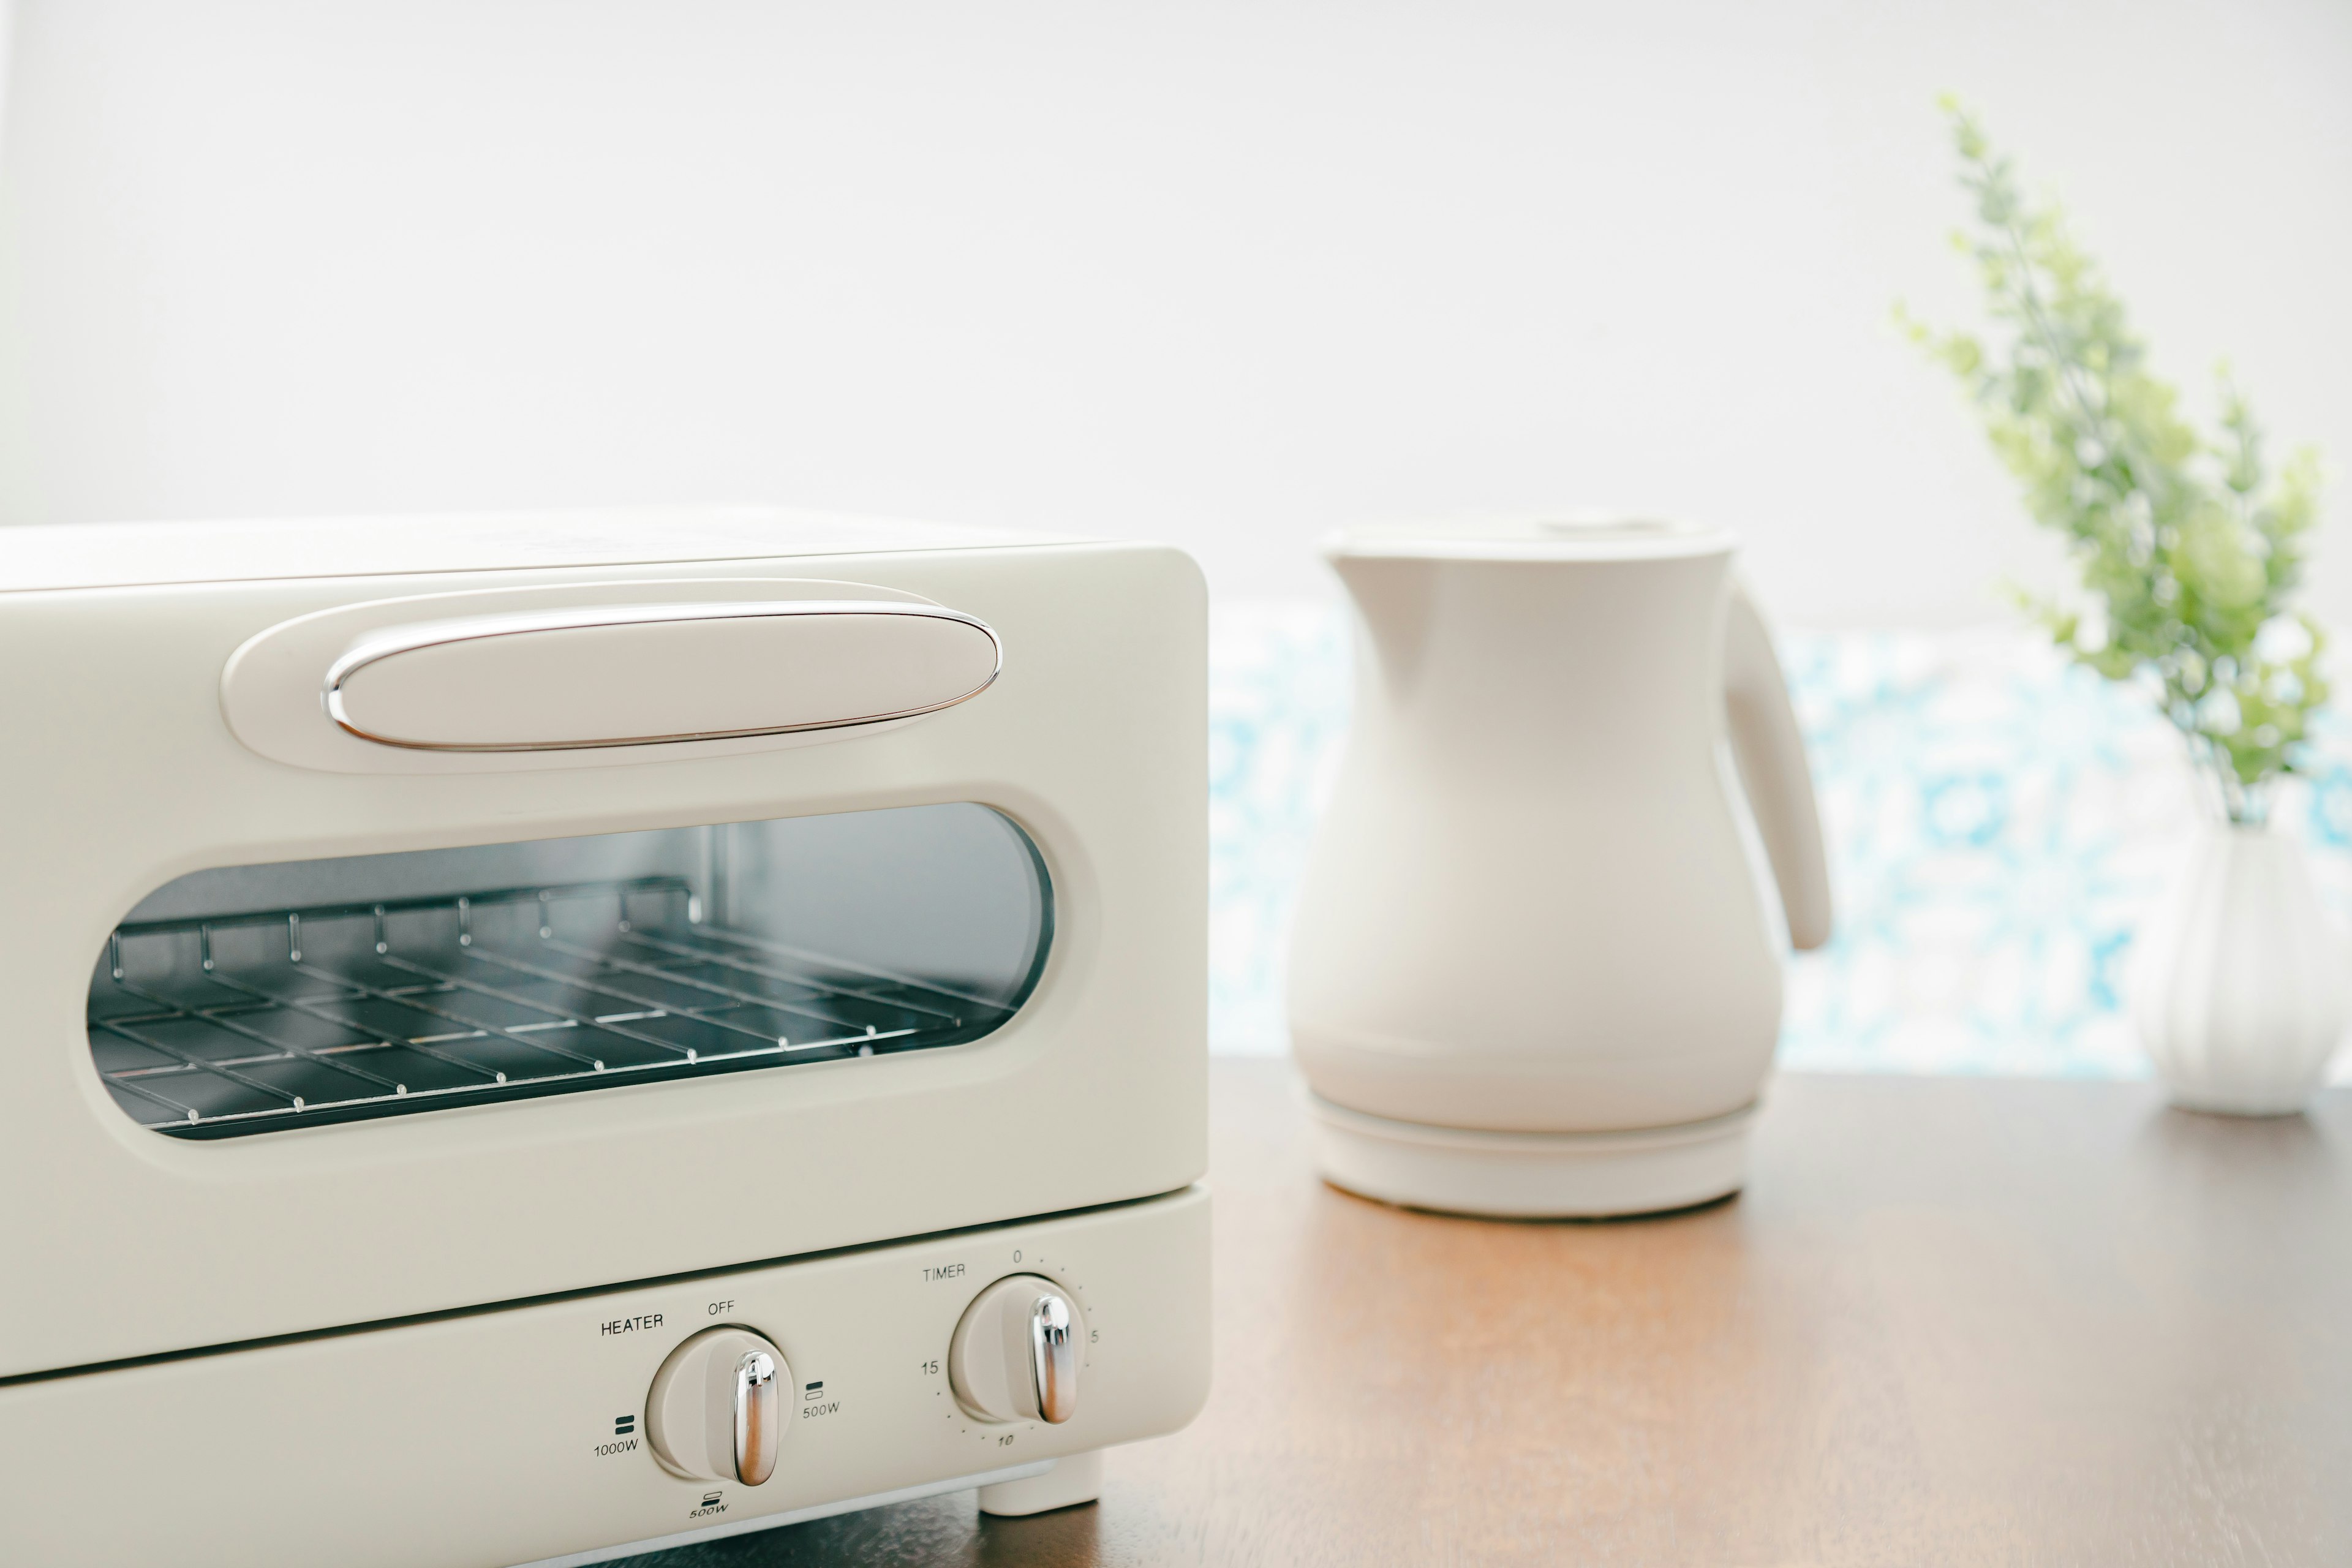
[948,1273,1085,1425]
[734,1349,780,1486]
[1030,1294,1077,1424]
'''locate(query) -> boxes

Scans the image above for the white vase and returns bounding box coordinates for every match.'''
[2129,821,2351,1116]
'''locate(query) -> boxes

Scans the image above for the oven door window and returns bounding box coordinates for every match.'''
[89,804,1051,1137]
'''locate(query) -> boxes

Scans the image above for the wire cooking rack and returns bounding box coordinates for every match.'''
[89,877,1007,1137]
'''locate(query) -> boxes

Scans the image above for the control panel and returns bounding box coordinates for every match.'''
[0,1186,1212,1567]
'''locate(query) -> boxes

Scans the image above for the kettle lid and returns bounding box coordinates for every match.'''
[1324,514,1736,563]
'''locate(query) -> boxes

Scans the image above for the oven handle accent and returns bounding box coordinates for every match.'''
[320,599,1002,752]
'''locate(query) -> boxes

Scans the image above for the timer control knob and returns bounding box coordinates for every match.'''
[949,1274,1085,1425]
[646,1325,789,1486]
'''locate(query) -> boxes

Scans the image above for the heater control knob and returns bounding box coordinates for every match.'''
[949,1275,1085,1425]
[646,1326,789,1486]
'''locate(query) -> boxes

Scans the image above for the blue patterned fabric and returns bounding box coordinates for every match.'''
[1207,603,2352,1077]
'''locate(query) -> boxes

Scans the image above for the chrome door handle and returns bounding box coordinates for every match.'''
[734,1349,780,1485]
[1030,1294,1077,1424]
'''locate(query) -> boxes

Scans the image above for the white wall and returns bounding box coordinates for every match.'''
[0,0,2346,627]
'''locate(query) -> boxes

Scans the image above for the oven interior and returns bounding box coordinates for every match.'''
[87,803,1052,1137]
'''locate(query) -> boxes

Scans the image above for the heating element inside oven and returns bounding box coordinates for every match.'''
[85,805,1052,1137]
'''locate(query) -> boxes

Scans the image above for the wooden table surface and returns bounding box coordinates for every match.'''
[626,1061,2352,1567]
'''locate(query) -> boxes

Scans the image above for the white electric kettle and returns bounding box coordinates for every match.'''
[1287,518,1831,1216]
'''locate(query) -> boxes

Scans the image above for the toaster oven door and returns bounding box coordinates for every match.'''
[0,538,1204,1381]
[89,804,1050,1137]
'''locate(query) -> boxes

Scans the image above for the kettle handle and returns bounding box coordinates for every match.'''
[1723,579,1833,951]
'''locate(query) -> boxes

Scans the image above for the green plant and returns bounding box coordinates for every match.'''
[1899,100,2327,825]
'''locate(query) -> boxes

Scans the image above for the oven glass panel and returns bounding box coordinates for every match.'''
[89,804,1051,1137]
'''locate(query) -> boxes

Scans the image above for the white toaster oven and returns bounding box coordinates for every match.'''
[0,511,1210,1566]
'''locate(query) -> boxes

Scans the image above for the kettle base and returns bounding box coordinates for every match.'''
[1305,1092,1755,1218]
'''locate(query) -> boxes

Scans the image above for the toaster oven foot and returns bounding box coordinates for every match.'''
[976,1449,1104,1517]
